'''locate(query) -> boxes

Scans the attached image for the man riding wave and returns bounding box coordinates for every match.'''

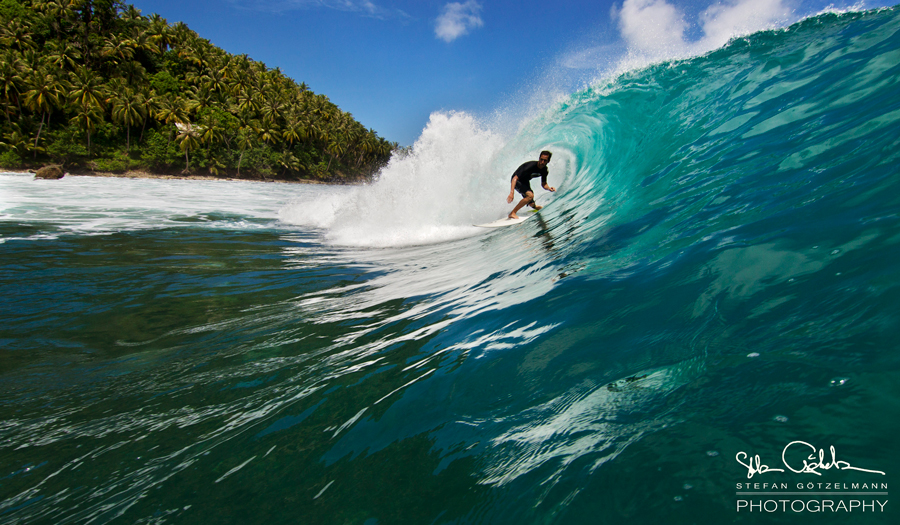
[507,151,555,219]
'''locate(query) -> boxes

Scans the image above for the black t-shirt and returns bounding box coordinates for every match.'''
[511,160,549,188]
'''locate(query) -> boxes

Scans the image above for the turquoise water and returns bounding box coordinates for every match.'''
[2,7,900,524]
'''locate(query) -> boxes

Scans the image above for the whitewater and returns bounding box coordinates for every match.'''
[1,6,899,524]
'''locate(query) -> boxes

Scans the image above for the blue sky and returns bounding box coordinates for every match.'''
[131,0,895,146]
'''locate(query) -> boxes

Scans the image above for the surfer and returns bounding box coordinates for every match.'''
[507,151,556,219]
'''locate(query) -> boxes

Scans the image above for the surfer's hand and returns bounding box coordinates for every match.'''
[507,192,514,203]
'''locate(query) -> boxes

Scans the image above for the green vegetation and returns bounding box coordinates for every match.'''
[0,0,397,182]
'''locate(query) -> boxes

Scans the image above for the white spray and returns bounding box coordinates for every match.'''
[279,111,544,247]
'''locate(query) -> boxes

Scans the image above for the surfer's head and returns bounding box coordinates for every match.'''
[538,151,552,165]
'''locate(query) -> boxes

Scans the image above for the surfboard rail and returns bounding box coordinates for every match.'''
[474,216,528,228]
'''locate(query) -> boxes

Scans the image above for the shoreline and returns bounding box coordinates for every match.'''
[0,168,334,185]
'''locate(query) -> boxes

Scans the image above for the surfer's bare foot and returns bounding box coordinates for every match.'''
[508,213,519,220]
[533,205,542,211]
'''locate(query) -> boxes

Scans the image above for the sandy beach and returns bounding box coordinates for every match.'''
[1,168,332,184]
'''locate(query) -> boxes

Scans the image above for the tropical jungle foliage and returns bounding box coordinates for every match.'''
[0,0,398,181]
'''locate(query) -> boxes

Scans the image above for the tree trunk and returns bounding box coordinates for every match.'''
[33,112,45,158]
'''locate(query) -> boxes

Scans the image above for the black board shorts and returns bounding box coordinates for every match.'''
[514,178,533,197]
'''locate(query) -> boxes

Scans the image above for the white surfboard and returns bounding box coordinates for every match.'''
[474,216,529,228]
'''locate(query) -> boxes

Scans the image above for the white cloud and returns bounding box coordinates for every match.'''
[435,1,484,43]
[613,0,796,59]
[700,0,794,49]
[613,0,688,56]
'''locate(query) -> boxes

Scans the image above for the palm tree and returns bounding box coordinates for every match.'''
[0,52,24,121]
[2,125,31,158]
[200,124,223,155]
[235,125,255,176]
[197,110,227,154]
[129,27,160,59]
[0,99,14,125]
[109,87,146,153]
[20,50,44,75]
[22,66,66,157]
[69,66,106,114]
[282,116,306,147]
[137,84,157,143]
[117,59,147,87]
[260,95,284,127]
[46,41,82,71]
[101,34,136,65]
[146,14,172,54]
[191,85,216,113]
[120,5,143,25]
[200,67,228,98]
[356,133,377,170]
[34,0,77,39]
[0,19,35,51]
[236,89,261,115]
[224,55,252,94]
[175,122,201,171]
[70,102,104,155]
[278,150,300,176]
[154,94,188,125]
[206,152,226,176]
[325,139,345,172]
[172,22,200,61]
[257,124,280,147]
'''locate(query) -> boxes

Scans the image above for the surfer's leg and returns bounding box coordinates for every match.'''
[509,191,534,219]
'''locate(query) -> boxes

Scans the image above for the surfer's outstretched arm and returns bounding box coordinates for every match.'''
[507,176,518,203]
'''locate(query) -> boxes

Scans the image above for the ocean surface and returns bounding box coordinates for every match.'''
[2,6,900,524]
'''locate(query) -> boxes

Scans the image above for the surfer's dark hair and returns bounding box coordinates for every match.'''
[540,150,552,159]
